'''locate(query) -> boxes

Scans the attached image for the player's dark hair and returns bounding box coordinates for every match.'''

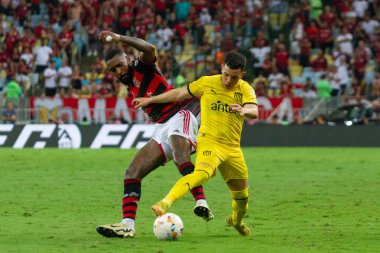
[224,51,246,70]
[105,48,124,61]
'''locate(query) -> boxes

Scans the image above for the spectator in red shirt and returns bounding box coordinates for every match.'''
[311,49,328,72]
[81,0,98,27]
[251,5,264,37]
[96,80,114,98]
[299,34,311,67]
[192,0,207,12]
[354,40,371,60]
[279,79,294,98]
[237,9,249,35]
[14,0,28,26]
[216,5,233,35]
[317,20,334,53]
[275,43,290,76]
[34,20,47,39]
[333,0,345,14]
[58,23,74,65]
[262,53,273,77]
[60,0,71,22]
[98,0,116,29]
[118,5,134,36]
[0,44,10,63]
[4,25,19,53]
[10,47,21,63]
[173,20,187,52]
[220,31,235,53]
[317,5,335,28]
[305,20,319,48]
[155,0,167,19]
[19,28,36,49]
[188,6,198,23]
[353,50,367,86]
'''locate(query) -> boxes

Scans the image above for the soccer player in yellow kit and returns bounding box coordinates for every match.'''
[133,51,258,236]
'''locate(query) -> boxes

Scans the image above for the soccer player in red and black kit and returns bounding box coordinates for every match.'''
[96,31,214,238]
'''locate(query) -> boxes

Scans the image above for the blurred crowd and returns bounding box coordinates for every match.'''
[1,0,380,124]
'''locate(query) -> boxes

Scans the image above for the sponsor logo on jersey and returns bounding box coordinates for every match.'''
[211,101,237,114]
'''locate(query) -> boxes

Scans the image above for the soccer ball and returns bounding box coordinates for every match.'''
[153,213,184,240]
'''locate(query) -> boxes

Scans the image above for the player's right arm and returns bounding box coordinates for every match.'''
[98,31,155,63]
[133,87,192,108]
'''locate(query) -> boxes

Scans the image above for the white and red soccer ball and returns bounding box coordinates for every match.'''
[153,213,184,240]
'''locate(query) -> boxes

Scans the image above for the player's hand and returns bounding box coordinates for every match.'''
[132,97,151,108]
[230,104,245,116]
[98,31,121,43]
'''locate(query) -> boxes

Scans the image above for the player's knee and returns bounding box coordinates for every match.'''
[187,163,214,188]
[187,170,210,189]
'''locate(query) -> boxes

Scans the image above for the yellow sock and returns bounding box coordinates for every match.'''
[230,188,249,225]
[163,169,211,206]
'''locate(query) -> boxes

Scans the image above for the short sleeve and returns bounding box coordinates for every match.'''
[242,83,258,106]
[188,76,206,97]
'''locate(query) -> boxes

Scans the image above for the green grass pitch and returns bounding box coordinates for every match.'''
[0,148,379,253]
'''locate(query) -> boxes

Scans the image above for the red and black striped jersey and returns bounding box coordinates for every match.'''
[180,97,200,117]
[124,57,199,123]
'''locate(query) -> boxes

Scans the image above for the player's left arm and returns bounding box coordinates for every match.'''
[132,86,192,108]
[230,103,258,119]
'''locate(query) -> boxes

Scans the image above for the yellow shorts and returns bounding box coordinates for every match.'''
[195,136,248,181]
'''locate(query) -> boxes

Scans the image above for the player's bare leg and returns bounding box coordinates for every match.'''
[97,140,165,238]
[169,135,214,221]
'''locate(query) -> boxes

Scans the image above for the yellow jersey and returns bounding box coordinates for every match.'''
[188,75,257,144]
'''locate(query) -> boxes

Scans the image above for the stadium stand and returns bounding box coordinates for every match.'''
[0,0,379,125]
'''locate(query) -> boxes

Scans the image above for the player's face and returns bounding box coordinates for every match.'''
[106,54,132,85]
[221,64,244,89]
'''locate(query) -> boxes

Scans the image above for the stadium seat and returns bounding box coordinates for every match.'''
[292,76,305,84]
[301,67,314,83]
[30,15,43,27]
